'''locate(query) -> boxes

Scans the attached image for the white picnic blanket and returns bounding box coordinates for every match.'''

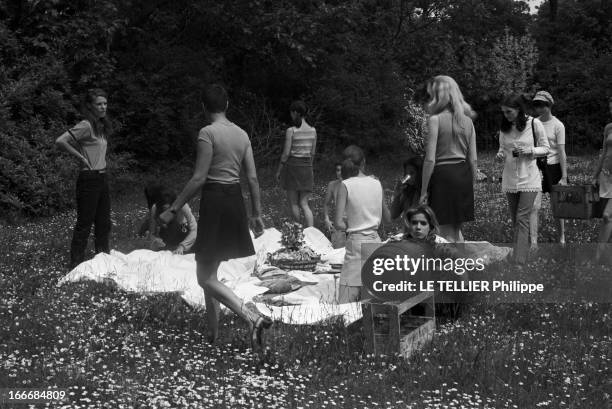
[58,227,510,326]
[58,227,360,325]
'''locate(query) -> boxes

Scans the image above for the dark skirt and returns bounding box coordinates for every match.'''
[542,163,563,193]
[280,156,313,192]
[429,161,475,225]
[193,183,254,263]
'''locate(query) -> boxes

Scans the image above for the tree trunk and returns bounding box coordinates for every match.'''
[549,0,558,21]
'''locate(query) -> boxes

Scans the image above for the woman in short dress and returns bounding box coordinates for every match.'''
[496,94,549,264]
[592,97,612,263]
[276,101,316,227]
[159,84,271,350]
[420,75,477,242]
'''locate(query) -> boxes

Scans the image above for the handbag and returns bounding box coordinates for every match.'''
[531,118,548,172]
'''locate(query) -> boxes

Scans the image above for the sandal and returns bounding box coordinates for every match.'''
[244,302,272,352]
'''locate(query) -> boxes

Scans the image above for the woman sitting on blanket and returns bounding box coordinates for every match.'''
[149,188,197,255]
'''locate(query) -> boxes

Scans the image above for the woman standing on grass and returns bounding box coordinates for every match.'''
[158,84,271,351]
[420,75,477,243]
[275,101,316,227]
[591,96,612,263]
[335,145,390,302]
[529,91,568,249]
[496,94,549,264]
[55,88,113,269]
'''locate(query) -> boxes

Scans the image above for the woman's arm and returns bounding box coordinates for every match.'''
[310,129,317,159]
[592,129,609,182]
[381,193,391,225]
[420,116,439,202]
[177,204,198,252]
[243,144,265,234]
[468,121,478,182]
[55,131,91,169]
[532,119,550,157]
[276,128,293,180]
[160,138,212,225]
[390,181,405,220]
[323,181,335,230]
[334,183,348,232]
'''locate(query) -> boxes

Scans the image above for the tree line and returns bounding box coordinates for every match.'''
[1,0,611,216]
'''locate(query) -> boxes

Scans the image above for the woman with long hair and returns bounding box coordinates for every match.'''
[420,75,477,242]
[275,101,316,227]
[158,84,271,351]
[496,94,549,264]
[55,88,113,269]
[592,96,612,263]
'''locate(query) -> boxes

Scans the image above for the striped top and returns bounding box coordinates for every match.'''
[289,126,316,158]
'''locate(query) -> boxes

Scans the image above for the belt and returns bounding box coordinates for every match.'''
[80,169,106,174]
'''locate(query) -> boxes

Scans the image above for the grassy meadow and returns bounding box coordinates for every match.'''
[1,152,610,408]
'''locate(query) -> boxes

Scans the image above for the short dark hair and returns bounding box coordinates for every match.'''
[155,188,177,212]
[341,145,365,179]
[202,84,228,113]
[290,100,307,116]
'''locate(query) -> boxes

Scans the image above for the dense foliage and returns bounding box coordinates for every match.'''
[1,0,611,216]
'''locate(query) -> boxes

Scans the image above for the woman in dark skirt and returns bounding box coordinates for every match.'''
[420,75,477,242]
[159,84,271,351]
[275,101,317,227]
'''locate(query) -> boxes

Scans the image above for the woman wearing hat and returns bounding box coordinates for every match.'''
[530,90,568,248]
[592,96,612,263]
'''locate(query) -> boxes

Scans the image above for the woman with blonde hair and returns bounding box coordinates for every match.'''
[420,75,477,242]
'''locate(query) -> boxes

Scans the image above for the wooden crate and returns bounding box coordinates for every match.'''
[362,291,435,358]
[551,185,600,219]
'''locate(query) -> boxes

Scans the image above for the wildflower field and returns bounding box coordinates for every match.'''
[1,153,610,409]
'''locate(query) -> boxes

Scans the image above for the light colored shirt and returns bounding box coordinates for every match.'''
[602,123,612,175]
[539,116,565,164]
[433,111,476,165]
[343,176,383,235]
[67,120,107,170]
[497,117,550,193]
[289,125,316,158]
[198,121,251,184]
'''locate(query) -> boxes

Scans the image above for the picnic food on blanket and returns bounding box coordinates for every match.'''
[267,221,321,271]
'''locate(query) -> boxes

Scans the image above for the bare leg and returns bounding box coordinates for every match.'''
[196,260,259,328]
[287,190,301,222]
[558,218,566,246]
[455,223,464,243]
[529,192,542,250]
[596,200,612,262]
[299,191,314,227]
[203,288,220,343]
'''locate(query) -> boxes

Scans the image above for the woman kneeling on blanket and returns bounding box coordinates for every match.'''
[158,84,271,351]
[148,188,197,255]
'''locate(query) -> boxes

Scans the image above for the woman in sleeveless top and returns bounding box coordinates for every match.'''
[592,96,612,263]
[420,76,477,243]
[159,85,271,351]
[55,89,112,269]
[276,100,317,227]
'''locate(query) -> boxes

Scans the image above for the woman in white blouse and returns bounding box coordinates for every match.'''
[496,94,550,264]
